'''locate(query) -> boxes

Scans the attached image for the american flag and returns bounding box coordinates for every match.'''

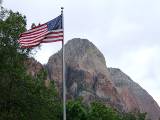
[18,15,63,48]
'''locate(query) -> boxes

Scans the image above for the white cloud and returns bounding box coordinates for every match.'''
[107,15,142,40]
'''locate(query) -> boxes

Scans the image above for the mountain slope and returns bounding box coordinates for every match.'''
[47,38,125,111]
[46,38,160,120]
[108,68,160,120]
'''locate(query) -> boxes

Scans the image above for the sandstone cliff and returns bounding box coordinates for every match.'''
[25,57,43,77]
[45,38,160,120]
[47,38,125,111]
[108,68,160,120]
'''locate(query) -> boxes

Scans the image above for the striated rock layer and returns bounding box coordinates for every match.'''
[47,38,125,111]
[108,68,160,120]
[46,38,160,120]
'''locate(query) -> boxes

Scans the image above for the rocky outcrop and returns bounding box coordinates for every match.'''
[46,38,160,120]
[47,38,125,111]
[25,57,43,77]
[108,68,160,120]
[25,58,50,87]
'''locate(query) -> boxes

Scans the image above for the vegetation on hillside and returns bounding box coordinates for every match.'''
[0,7,146,120]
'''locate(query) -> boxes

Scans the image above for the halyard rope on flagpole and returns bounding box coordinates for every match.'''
[61,7,66,120]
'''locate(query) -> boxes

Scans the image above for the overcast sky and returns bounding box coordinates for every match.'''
[3,0,160,106]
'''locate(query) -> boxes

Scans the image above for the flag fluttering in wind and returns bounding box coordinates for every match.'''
[18,15,63,48]
[18,8,66,120]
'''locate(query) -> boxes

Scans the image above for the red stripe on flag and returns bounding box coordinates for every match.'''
[47,31,63,35]
[42,39,63,43]
[20,26,47,37]
[45,35,63,39]
[20,36,45,44]
[18,17,63,48]
[19,31,48,42]
[21,43,41,48]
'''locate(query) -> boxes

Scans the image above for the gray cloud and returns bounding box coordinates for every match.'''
[4,0,160,105]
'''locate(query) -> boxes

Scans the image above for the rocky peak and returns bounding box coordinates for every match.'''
[46,38,160,120]
[48,38,107,73]
[64,38,106,68]
[47,38,125,111]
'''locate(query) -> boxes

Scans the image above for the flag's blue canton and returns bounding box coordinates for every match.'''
[47,15,62,31]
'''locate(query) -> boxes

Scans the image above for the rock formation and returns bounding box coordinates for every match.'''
[25,57,43,77]
[47,38,125,111]
[108,68,160,120]
[45,38,160,120]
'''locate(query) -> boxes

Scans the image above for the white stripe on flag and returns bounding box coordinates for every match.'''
[23,24,47,34]
[19,30,48,40]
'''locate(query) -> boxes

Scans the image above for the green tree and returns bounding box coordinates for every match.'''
[123,112,137,120]
[87,102,121,120]
[0,7,61,120]
[137,112,146,120]
[66,99,123,120]
[66,99,87,120]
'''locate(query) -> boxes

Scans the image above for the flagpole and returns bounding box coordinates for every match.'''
[61,7,66,120]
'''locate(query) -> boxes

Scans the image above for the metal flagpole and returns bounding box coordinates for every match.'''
[61,7,66,120]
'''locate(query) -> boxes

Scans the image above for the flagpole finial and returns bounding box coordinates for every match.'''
[61,7,64,14]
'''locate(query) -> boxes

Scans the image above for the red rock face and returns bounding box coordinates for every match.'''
[120,87,139,111]
[25,58,43,77]
[45,38,160,120]
[108,68,160,120]
[46,38,126,111]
